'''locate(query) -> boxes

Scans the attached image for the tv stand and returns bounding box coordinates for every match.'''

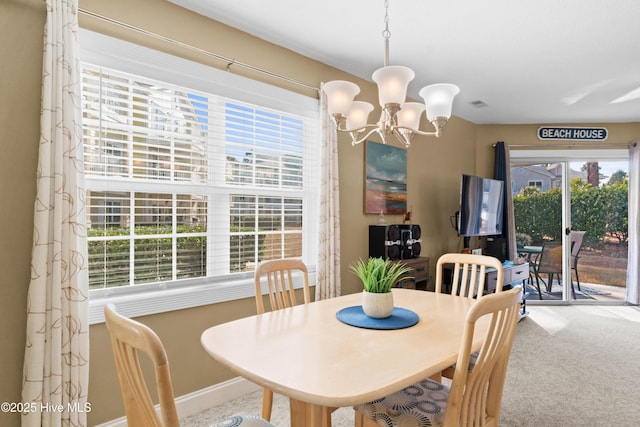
[442,260,529,316]
[491,261,530,318]
[391,257,431,291]
[463,236,470,249]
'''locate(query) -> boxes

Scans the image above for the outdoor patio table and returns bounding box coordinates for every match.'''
[519,245,545,290]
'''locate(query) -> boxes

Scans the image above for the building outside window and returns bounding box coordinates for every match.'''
[527,180,543,189]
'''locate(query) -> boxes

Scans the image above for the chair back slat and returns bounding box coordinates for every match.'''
[254,258,311,314]
[436,253,504,299]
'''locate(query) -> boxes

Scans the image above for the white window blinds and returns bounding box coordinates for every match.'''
[81,32,319,293]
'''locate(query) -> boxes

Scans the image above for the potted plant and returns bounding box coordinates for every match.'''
[349,257,412,318]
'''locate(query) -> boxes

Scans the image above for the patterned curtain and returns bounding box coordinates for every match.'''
[316,85,341,300]
[626,142,639,304]
[21,1,90,426]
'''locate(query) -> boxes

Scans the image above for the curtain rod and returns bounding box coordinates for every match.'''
[493,143,633,149]
[78,8,320,93]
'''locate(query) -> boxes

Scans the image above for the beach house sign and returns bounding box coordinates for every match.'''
[537,126,608,141]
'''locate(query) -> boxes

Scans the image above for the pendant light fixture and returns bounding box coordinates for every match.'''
[323,0,460,147]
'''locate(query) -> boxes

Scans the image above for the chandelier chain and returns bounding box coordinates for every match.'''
[382,0,391,66]
[382,0,391,40]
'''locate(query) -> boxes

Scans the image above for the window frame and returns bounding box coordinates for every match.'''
[81,30,320,324]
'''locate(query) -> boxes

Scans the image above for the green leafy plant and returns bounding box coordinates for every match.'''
[349,257,412,293]
[513,177,629,247]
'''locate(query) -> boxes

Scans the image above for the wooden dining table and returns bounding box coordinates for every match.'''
[200,288,489,427]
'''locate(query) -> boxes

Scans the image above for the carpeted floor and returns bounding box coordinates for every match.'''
[499,305,640,426]
[181,305,640,427]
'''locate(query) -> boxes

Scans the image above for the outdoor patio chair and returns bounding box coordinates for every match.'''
[570,230,586,292]
[536,241,577,299]
[527,262,544,300]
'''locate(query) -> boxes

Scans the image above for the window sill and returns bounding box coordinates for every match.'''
[89,270,316,324]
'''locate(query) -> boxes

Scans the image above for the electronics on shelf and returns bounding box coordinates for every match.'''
[369,224,422,260]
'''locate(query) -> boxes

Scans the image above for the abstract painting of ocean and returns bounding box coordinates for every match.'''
[365,141,407,214]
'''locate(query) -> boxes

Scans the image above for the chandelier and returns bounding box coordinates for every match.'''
[322,0,460,147]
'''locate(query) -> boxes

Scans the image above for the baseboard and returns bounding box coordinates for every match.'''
[94,377,260,426]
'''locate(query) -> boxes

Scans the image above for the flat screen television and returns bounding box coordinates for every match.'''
[458,174,504,238]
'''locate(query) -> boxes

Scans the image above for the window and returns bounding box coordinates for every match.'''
[528,180,543,189]
[81,30,319,322]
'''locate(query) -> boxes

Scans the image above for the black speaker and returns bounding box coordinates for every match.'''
[399,224,422,259]
[486,236,506,262]
[369,224,422,260]
[369,225,402,260]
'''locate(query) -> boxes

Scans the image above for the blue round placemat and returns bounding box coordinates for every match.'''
[336,306,419,330]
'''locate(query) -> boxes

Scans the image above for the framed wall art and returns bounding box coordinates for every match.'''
[364,141,407,214]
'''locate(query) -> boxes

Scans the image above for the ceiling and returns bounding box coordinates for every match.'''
[168,0,640,125]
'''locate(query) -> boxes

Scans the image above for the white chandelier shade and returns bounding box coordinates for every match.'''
[323,80,360,116]
[346,101,375,130]
[397,102,426,130]
[371,65,415,107]
[420,83,461,122]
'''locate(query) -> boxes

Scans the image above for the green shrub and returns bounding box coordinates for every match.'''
[88,224,266,288]
[514,178,627,247]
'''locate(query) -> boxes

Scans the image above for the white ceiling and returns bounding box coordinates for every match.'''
[169,0,640,125]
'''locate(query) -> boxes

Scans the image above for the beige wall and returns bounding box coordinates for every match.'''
[475,123,640,175]
[0,1,45,426]
[1,0,639,425]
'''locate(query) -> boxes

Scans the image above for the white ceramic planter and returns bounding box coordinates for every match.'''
[361,290,394,319]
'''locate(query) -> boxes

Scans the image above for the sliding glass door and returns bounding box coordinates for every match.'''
[510,150,628,304]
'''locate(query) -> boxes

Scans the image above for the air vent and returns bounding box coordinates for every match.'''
[470,100,488,108]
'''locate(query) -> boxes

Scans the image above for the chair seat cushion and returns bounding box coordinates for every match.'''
[212,415,275,427]
[354,379,450,427]
[443,349,479,378]
[454,349,479,371]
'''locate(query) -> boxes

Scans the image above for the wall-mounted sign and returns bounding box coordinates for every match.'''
[537,126,608,141]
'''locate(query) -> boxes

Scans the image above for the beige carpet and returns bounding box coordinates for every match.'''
[181,305,640,427]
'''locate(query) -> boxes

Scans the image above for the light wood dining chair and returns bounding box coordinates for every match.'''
[254,258,312,421]
[435,253,504,299]
[353,286,523,427]
[104,304,274,427]
[435,253,505,379]
[254,258,312,314]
